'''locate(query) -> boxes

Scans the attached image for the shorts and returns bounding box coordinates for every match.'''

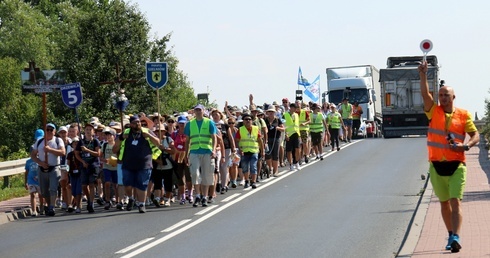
[28,184,41,194]
[70,175,82,196]
[343,119,353,127]
[122,168,152,191]
[81,164,98,185]
[38,166,61,199]
[310,132,322,146]
[300,130,309,143]
[60,165,69,181]
[429,162,466,202]
[188,153,215,186]
[285,133,300,152]
[103,169,118,184]
[240,152,258,174]
[279,132,286,147]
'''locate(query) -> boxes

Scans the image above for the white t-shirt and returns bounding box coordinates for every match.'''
[33,137,65,166]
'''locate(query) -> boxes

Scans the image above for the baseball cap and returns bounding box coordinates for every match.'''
[282,98,289,102]
[129,115,140,123]
[194,104,205,110]
[46,123,56,130]
[58,126,68,133]
[178,115,187,124]
[34,129,44,140]
[102,127,116,136]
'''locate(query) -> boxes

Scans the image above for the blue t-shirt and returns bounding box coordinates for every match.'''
[184,118,217,154]
[25,158,39,185]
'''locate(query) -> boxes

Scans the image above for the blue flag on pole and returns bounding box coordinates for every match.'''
[303,75,320,102]
[298,67,310,86]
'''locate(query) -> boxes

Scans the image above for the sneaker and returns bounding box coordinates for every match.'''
[331,147,335,151]
[450,234,462,253]
[180,198,186,205]
[138,204,146,213]
[104,202,111,210]
[231,181,237,188]
[145,198,152,206]
[67,205,74,213]
[153,198,161,208]
[207,197,215,204]
[116,202,123,210]
[304,156,309,164]
[244,182,250,189]
[31,211,38,217]
[320,156,324,161]
[239,180,245,186]
[315,156,320,160]
[445,234,453,250]
[75,207,81,213]
[96,198,105,206]
[189,195,194,204]
[201,197,208,207]
[126,199,134,211]
[55,199,62,208]
[337,147,340,151]
[61,202,68,210]
[163,200,170,207]
[123,196,129,205]
[296,163,301,170]
[47,208,55,216]
[251,183,257,189]
[87,203,95,213]
[170,197,175,203]
[193,196,201,207]
[290,165,295,171]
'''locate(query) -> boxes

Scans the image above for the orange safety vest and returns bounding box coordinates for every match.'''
[427,106,468,162]
[352,106,362,120]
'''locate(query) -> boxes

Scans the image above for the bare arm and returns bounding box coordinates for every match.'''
[418,61,435,112]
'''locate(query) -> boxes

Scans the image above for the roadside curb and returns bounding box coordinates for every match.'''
[397,173,433,257]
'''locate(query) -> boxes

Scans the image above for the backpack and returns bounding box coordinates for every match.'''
[36,137,61,149]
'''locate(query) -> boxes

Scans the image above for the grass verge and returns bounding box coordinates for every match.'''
[0,174,29,202]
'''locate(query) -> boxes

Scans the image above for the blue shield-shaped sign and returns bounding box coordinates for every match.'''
[146,62,168,89]
[60,83,83,108]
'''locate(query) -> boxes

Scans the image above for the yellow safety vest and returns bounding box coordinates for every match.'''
[189,118,213,151]
[118,128,162,160]
[238,126,259,153]
[299,109,309,131]
[341,103,352,119]
[309,113,324,133]
[328,112,342,129]
[284,112,299,137]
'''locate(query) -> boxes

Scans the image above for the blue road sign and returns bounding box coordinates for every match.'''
[146,62,168,89]
[60,82,83,108]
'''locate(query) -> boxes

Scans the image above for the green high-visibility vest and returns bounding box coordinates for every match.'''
[310,113,324,133]
[189,118,213,151]
[299,109,309,131]
[238,126,259,153]
[284,112,299,137]
[328,112,342,129]
[118,127,162,160]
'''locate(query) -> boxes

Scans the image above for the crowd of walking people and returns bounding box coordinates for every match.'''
[25,94,361,216]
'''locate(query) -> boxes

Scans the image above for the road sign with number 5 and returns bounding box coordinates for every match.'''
[60,82,83,108]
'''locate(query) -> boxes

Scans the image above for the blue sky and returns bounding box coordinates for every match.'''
[136,0,489,118]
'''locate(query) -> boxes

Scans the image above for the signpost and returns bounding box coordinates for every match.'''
[22,61,62,162]
[146,62,168,138]
[420,39,433,63]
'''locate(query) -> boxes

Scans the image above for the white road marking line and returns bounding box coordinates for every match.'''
[160,219,192,233]
[119,141,361,258]
[194,205,217,215]
[115,238,154,254]
[221,193,240,202]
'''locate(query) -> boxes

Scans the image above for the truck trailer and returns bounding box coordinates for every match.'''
[325,65,382,137]
[379,55,439,138]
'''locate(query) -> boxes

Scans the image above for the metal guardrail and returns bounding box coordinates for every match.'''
[0,158,29,177]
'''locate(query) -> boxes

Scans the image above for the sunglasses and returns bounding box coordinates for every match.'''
[244,118,252,121]
[46,128,54,132]
[228,122,235,125]
[167,121,175,123]
[141,123,148,126]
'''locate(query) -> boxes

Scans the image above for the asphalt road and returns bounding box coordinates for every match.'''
[0,137,428,258]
